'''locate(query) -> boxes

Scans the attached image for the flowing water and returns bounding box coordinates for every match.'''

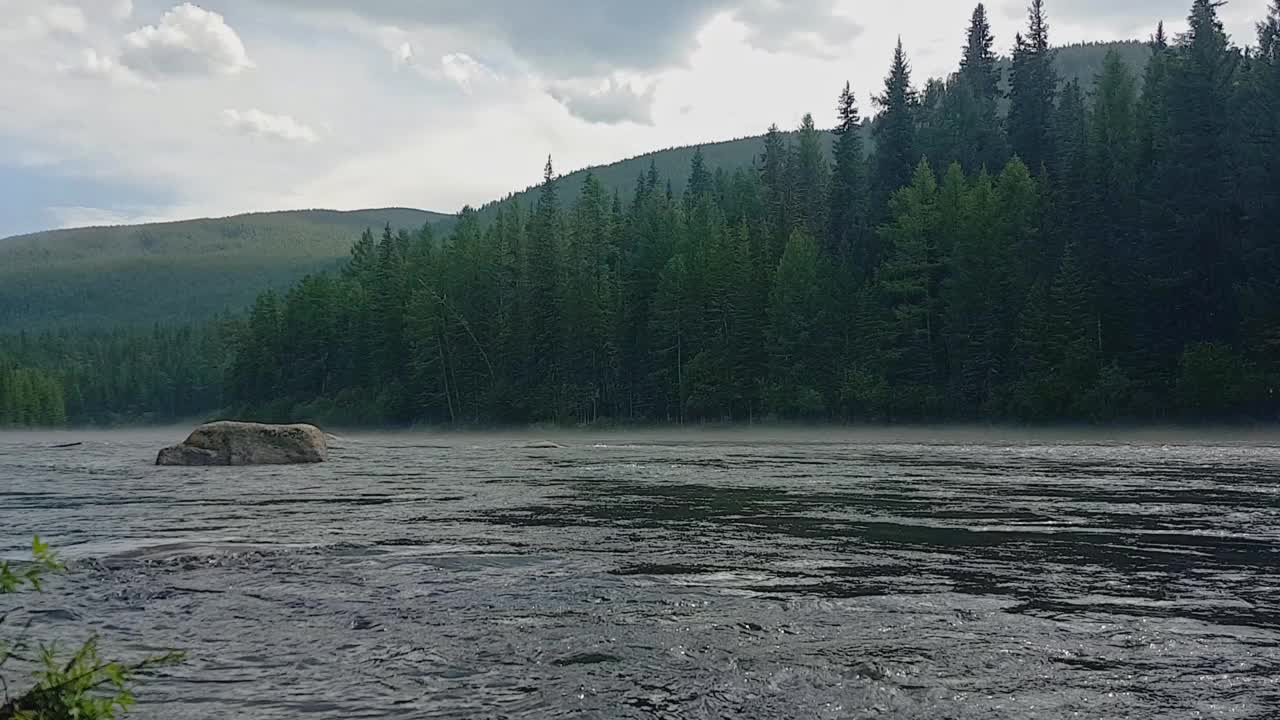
[1,429,1278,719]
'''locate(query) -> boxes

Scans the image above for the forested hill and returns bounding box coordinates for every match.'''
[0,41,1144,332]
[203,0,1277,429]
[0,208,454,329]
[476,40,1150,220]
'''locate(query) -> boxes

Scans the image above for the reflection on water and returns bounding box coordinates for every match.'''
[1,429,1278,719]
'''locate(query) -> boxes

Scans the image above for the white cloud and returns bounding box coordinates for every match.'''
[26,5,87,37]
[440,52,497,92]
[59,48,149,87]
[120,3,253,77]
[393,41,414,68]
[549,78,657,125]
[222,109,320,144]
[112,0,133,20]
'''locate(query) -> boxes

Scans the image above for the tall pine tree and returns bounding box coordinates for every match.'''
[873,38,920,220]
[1008,0,1058,172]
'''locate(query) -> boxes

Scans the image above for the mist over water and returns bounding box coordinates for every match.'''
[2,428,1278,718]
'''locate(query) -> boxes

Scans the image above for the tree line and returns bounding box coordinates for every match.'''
[6,0,1279,427]
[0,326,230,427]
[0,360,65,428]
[222,0,1280,425]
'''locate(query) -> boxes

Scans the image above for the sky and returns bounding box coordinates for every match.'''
[0,0,1269,237]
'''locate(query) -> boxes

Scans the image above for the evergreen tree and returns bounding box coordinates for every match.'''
[1158,0,1241,348]
[1088,50,1140,356]
[828,82,870,271]
[956,3,1008,172]
[1236,1,1280,380]
[873,39,920,219]
[760,124,792,264]
[1008,0,1059,172]
[521,156,566,417]
[878,160,946,415]
[767,230,826,417]
[792,113,830,243]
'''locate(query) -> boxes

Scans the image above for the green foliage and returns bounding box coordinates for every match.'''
[872,39,920,219]
[0,210,454,331]
[0,538,62,594]
[8,5,1279,425]
[1175,344,1256,417]
[2,324,233,426]
[1008,0,1059,171]
[767,230,826,418]
[1,539,183,720]
[0,365,66,428]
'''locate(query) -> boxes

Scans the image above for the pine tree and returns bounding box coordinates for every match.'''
[945,166,1020,410]
[828,82,870,271]
[1088,50,1140,356]
[760,124,791,264]
[792,113,829,243]
[1052,80,1087,189]
[873,39,919,219]
[960,4,999,98]
[1159,0,1241,347]
[1237,1,1280,380]
[767,229,826,417]
[878,160,945,414]
[1138,23,1172,172]
[521,156,566,417]
[685,147,713,204]
[956,3,1008,172]
[1008,0,1058,172]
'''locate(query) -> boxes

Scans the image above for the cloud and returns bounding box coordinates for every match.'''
[735,0,863,56]
[25,5,88,37]
[389,42,501,92]
[59,48,149,87]
[258,0,860,76]
[440,52,497,92]
[549,79,657,125]
[221,109,320,144]
[120,3,253,77]
[393,41,414,68]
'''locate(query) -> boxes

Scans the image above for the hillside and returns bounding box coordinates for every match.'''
[0,208,453,329]
[479,41,1153,219]
[0,41,1150,331]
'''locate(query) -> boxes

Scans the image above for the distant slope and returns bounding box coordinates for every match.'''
[475,132,838,225]
[1,41,1148,331]
[0,208,454,329]
[482,41,1152,219]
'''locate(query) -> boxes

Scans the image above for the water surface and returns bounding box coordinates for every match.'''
[2,429,1278,718]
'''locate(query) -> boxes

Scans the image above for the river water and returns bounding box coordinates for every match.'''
[1,429,1278,719]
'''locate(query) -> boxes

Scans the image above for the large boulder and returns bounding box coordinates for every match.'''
[157,422,328,466]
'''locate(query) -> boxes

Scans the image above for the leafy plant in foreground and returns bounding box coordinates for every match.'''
[0,538,183,720]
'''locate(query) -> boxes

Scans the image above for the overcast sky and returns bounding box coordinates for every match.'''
[0,0,1268,237]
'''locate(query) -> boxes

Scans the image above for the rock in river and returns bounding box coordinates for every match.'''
[157,421,328,466]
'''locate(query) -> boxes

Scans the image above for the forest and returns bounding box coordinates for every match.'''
[2,0,1277,427]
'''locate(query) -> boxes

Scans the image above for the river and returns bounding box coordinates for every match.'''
[1,429,1278,718]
